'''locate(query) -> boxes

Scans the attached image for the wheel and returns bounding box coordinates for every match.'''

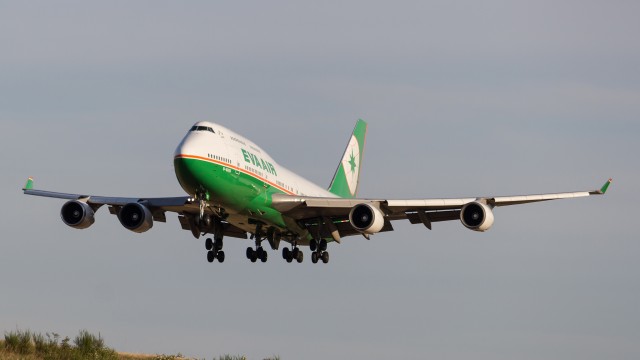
[250,251,258,262]
[257,247,264,258]
[260,250,268,263]
[311,251,318,264]
[296,250,304,263]
[246,247,254,259]
[310,239,317,252]
[292,247,300,259]
[321,251,329,264]
[282,247,291,260]
[319,239,328,252]
[214,238,223,251]
[205,238,213,251]
[207,250,215,263]
[217,250,225,263]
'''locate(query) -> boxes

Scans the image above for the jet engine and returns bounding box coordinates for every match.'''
[349,203,385,234]
[460,201,495,232]
[60,200,95,229]
[118,203,154,233]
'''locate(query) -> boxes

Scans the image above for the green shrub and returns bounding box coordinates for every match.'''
[33,332,51,354]
[4,329,34,354]
[73,330,117,360]
[74,330,104,354]
[217,355,247,360]
[154,355,181,360]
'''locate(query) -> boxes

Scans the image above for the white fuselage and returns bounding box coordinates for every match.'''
[174,121,337,199]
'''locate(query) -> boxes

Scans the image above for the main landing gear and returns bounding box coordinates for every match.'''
[309,239,329,264]
[246,226,269,263]
[205,237,224,263]
[282,244,304,263]
[246,246,268,263]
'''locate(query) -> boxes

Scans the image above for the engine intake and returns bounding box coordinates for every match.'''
[60,200,95,229]
[118,203,153,233]
[460,201,495,232]
[349,203,385,234]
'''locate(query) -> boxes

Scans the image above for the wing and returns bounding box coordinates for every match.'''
[22,178,247,239]
[271,179,612,239]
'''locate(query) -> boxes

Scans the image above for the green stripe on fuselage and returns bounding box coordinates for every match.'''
[173,157,288,228]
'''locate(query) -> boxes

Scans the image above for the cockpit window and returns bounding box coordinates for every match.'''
[190,126,215,133]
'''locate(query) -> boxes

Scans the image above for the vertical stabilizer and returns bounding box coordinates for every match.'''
[328,119,368,198]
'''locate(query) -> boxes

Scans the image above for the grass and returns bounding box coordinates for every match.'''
[1,329,117,360]
[1,329,281,360]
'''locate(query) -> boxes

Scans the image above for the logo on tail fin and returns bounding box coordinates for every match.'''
[341,135,361,196]
[328,119,367,198]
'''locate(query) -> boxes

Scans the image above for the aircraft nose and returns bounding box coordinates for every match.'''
[174,134,197,157]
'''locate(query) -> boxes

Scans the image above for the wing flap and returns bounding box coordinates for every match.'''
[303,218,394,239]
[402,210,461,224]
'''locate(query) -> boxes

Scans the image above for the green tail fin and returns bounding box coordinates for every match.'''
[328,119,368,198]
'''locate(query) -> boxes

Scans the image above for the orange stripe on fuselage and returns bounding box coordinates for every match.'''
[174,154,295,195]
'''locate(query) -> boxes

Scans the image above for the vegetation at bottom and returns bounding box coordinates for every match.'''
[0,329,280,360]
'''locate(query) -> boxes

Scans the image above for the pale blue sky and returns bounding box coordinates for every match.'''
[1,1,638,359]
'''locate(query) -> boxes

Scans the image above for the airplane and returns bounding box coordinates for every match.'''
[23,119,612,264]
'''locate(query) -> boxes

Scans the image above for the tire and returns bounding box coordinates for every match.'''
[310,239,317,252]
[246,247,254,259]
[205,238,213,251]
[261,250,268,263]
[321,251,329,264]
[292,247,300,259]
[282,247,291,260]
[320,239,328,252]
[217,250,225,263]
[207,250,215,263]
[311,251,318,264]
[214,238,223,251]
[296,250,304,263]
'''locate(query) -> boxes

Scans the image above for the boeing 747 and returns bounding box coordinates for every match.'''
[23,120,612,264]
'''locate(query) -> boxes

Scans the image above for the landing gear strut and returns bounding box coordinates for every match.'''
[310,239,329,264]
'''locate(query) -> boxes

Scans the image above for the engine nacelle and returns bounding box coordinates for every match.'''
[460,201,495,232]
[118,203,154,233]
[60,200,95,229]
[349,203,385,234]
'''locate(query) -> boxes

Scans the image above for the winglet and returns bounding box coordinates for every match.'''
[589,178,612,195]
[599,178,613,194]
[23,177,34,191]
